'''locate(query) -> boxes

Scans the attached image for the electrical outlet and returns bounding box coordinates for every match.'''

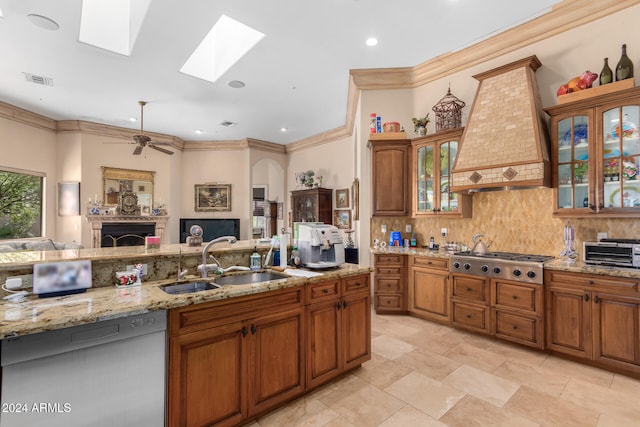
[381,224,387,233]
[405,224,412,233]
[441,228,448,237]
[126,264,149,275]
[5,274,33,290]
[597,232,608,241]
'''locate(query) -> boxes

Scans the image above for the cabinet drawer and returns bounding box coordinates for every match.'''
[411,256,448,270]
[545,270,639,293]
[375,278,402,292]
[492,309,543,348]
[375,266,403,276]
[451,301,489,333]
[343,275,370,295]
[307,280,340,303]
[375,254,404,265]
[452,275,488,303]
[375,294,403,310]
[492,280,541,315]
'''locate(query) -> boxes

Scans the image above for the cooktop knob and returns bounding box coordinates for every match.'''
[513,269,522,277]
[493,266,501,274]
[527,271,536,279]
[463,263,472,270]
[453,262,461,269]
[481,265,489,272]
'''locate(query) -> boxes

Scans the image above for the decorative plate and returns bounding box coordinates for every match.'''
[609,186,640,207]
[119,191,138,215]
[189,224,204,237]
[610,120,637,140]
[563,123,588,146]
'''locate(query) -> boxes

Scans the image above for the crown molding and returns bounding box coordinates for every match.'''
[0,101,57,132]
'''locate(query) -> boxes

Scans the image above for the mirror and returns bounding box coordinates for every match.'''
[102,167,154,211]
[251,158,285,238]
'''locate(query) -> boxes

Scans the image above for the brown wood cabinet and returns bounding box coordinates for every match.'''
[370,139,410,216]
[408,255,450,323]
[291,187,332,224]
[545,86,640,217]
[411,128,472,218]
[545,270,640,375]
[168,287,306,427]
[491,279,544,348]
[306,274,371,389]
[450,273,490,334]
[373,253,406,313]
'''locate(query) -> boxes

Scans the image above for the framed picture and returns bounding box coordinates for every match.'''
[58,182,80,216]
[352,177,359,221]
[335,188,349,209]
[195,184,232,212]
[333,210,351,229]
[277,202,283,220]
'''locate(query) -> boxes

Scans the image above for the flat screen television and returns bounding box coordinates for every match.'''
[179,218,240,243]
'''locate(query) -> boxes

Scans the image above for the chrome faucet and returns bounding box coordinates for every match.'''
[199,236,237,278]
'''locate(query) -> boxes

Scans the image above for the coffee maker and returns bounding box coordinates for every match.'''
[297,223,345,269]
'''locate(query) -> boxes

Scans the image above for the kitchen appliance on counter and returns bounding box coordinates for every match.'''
[450,251,554,284]
[297,223,345,269]
[584,238,640,268]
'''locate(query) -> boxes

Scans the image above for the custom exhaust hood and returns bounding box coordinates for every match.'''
[451,56,551,193]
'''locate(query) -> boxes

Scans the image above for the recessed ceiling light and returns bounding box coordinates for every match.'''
[219,120,237,127]
[365,37,378,47]
[280,127,288,132]
[128,117,137,122]
[27,14,60,31]
[180,14,265,83]
[228,80,245,88]
[195,129,204,134]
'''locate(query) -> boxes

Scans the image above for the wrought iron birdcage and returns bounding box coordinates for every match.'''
[432,86,465,131]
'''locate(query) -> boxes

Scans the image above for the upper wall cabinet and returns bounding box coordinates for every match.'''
[370,139,410,217]
[412,128,472,218]
[546,86,640,217]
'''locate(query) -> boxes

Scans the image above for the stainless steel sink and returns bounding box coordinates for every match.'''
[214,271,289,286]
[161,281,221,295]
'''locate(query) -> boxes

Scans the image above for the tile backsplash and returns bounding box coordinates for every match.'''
[370,188,640,257]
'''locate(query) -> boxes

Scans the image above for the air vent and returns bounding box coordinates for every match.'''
[219,120,237,127]
[23,72,54,86]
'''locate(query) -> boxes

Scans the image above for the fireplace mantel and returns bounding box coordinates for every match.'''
[85,215,170,248]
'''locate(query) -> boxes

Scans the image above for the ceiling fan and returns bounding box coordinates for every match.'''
[129,101,174,155]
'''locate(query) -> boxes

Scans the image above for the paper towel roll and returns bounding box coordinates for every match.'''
[280,233,289,268]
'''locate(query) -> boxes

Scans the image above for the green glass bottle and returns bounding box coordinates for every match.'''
[615,44,634,81]
[600,57,613,85]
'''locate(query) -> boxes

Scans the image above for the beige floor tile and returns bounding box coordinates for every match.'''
[610,373,640,394]
[396,347,462,381]
[445,328,495,350]
[440,395,540,427]
[311,375,369,406]
[378,405,447,427]
[561,378,640,421]
[442,364,520,407]
[597,411,640,427]
[443,341,507,373]
[402,327,463,355]
[320,383,406,427]
[504,385,599,427]
[485,339,549,367]
[257,395,339,427]
[492,359,571,397]
[353,353,414,389]
[371,335,415,360]
[540,355,614,388]
[384,371,466,419]
[371,317,422,339]
[322,417,356,427]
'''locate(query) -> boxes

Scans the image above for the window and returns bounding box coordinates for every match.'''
[0,167,44,239]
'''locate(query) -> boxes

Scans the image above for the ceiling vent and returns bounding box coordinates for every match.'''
[219,120,237,127]
[23,72,54,86]
[451,56,551,193]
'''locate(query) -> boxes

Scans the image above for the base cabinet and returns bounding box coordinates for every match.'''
[450,273,490,334]
[408,256,450,323]
[374,254,406,313]
[491,279,544,349]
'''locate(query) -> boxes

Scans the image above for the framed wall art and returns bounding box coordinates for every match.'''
[195,183,232,212]
[333,210,351,229]
[335,188,349,209]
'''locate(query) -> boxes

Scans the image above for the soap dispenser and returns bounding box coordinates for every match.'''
[250,247,261,271]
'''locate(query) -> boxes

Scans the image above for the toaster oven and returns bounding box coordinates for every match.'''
[583,239,640,268]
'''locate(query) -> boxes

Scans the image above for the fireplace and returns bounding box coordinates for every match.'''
[101,223,156,247]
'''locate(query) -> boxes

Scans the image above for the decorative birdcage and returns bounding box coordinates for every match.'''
[432,86,465,131]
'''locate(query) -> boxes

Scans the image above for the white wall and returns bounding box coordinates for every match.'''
[56,133,82,244]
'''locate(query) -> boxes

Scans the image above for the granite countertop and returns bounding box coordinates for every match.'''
[369,247,450,259]
[0,264,371,338]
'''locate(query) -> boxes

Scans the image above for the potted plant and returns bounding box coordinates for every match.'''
[412,113,431,136]
[296,170,316,187]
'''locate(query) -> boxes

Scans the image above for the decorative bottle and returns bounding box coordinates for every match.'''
[615,44,634,81]
[599,58,613,85]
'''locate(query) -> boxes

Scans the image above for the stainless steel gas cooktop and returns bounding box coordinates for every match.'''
[450,251,554,284]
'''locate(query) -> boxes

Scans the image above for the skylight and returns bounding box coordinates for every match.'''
[180,14,265,84]
[79,0,151,56]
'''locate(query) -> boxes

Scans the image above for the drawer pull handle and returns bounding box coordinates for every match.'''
[466,287,472,292]
[512,295,518,300]
[336,302,341,310]
[427,261,432,265]
[594,295,600,304]
[588,280,594,285]
[466,314,471,319]
[322,289,329,294]
[251,324,257,335]
[343,301,349,309]
[512,325,518,330]
[354,282,361,286]
[584,294,590,302]
[387,300,391,304]
[241,326,248,337]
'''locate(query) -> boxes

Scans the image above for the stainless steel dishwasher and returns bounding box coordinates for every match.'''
[0,310,166,427]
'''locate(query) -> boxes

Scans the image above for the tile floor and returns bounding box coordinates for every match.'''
[247,311,640,427]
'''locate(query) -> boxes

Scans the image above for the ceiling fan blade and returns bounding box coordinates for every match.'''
[148,144,174,155]
[132,134,151,145]
[133,144,144,155]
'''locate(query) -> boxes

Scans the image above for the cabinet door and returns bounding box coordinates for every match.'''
[546,286,592,358]
[371,141,409,216]
[408,267,449,322]
[342,292,371,370]
[592,292,640,368]
[249,307,305,416]
[306,300,342,389]
[168,321,247,427]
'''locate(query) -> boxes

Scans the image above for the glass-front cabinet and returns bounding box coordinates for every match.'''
[546,87,640,217]
[412,128,472,218]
